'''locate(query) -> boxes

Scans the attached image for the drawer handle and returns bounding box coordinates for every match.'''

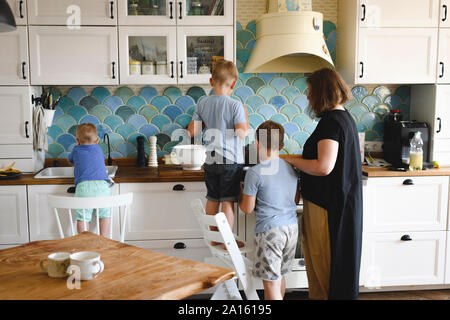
[173,184,185,191]
[444,5,448,22]
[437,117,442,133]
[440,62,445,78]
[401,235,412,241]
[110,1,114,19]
[402,179,414,186]
[19,0,24,19]
[174,242,186,249]
[25,121,29,138]
[179,1,183,20]
[169,1,173,19]
[361,4,366,21]
[22,61,27,80]
[359,62,364,78]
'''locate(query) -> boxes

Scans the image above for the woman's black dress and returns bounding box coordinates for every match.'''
[300,109,363,300]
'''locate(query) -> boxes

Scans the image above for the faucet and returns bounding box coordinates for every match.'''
[103,133,112,166]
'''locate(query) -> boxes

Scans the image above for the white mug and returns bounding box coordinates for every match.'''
[68,251,104,281]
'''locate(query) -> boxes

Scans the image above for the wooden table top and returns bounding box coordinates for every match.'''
[362,165,450,177]
[0,233,234,300]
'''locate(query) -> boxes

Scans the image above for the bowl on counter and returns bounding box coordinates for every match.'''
[171,145,206,171]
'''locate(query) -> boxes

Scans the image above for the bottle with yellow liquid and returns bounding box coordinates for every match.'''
[409,131,423,171]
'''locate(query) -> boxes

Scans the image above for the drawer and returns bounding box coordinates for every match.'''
[125,239,211,263]
[363,176,448,232]
[361,231,446,288]
[0,145,34,158]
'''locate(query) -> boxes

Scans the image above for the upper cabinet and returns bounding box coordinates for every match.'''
[6,0,27,25]
[29,26,119,85]
[359,0,439,28]
[440,0,450,27]
[0,26,29,85]
[27,0,117,25]
[117,0,234,26]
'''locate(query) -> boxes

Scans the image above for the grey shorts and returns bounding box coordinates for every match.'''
[252,224,298,281]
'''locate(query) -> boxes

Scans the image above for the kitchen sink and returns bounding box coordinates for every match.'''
[34,166,118,179]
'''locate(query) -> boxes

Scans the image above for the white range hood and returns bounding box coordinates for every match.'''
[244,10,334,73]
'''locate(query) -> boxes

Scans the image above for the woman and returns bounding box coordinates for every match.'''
[285,68,362,300]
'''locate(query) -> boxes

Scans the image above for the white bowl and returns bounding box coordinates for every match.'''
[171,145,206,171]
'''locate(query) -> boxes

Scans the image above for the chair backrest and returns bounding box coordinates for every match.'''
[48,193,133,242]
[191,199,259,300]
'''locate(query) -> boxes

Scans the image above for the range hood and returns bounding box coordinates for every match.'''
[244,10,334,73]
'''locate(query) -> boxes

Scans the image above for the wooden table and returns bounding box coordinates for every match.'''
[0,233,234,300]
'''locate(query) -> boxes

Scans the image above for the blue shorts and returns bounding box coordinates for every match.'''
[75,180,111,222]
[203,163,243,202]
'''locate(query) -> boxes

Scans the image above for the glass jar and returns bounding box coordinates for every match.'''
[129,57,141,75]
[142,60,155,75]
[190,0,204,15]
[156,60,167,75]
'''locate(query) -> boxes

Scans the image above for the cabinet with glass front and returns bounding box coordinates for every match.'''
[118,0,176,25]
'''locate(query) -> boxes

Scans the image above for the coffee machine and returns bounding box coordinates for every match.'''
[383,119,431,169]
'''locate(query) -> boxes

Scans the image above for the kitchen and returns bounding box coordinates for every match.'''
[0,0,450,304]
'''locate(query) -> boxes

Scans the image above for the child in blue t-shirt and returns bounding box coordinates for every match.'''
[68,123,110,236]
[240,120,299,300]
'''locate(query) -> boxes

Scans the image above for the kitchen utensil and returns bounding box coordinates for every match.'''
[148,136,158,167]
[40,252,70,278]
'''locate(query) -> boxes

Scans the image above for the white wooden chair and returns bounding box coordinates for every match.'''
[48,193,133,243]
[190,199,259,300]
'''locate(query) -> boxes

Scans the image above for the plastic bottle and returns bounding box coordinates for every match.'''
[409,131,423,171]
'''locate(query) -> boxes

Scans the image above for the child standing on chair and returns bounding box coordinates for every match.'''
[68,123,111,236]
[239,121,299,300]
[187,60,249,246]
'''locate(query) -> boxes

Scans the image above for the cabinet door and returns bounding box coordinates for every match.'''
[6,0,27,25]
[0,87,34,144]
[0,186,28,244]
[435,85,450,138]
[0,26,29,85]
[28,184,121,241]
[177,0,234,26]
[438,29,450,83]
[119,26,177,85]
[120,182,207,240]
[29,26,119,85]
[364,176,448,232]
[362,231,446,287]
[446,231,450,284]
[432,139,450,164]
[440,0,450,27]
[177,26,234,84]
[359,0,439,28]
[358,28,438,84]
[117,0,176,25]
[27,0,117,25]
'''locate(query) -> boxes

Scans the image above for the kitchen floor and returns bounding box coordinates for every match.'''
[187,289,450,300]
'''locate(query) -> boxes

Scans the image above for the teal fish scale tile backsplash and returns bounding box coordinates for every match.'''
[45,21,410,158]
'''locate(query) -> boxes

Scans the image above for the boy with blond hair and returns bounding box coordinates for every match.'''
[68,123,111,236]
[188,60,249,246]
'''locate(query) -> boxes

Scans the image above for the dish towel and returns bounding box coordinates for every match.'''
[33,105,48,152]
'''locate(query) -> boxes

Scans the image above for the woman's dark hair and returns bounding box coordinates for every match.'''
[256,120,285,151]
[306,68,351,118]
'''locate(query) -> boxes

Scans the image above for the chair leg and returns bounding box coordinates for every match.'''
[210,279,242,300]
[54,208,64,239]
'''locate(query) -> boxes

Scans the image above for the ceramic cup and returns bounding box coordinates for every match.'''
[68,251,104,281]
[40,252,71,278]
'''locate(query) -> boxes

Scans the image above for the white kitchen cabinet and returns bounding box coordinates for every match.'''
[0,86,40,145]
[338,0,439,84]
[119,26,177,85]
[445,232,450,284]
[438,28,450,83]
[359,0,439,28]
[6,0,27,25]
[117,0,176,25]
[363,176,449,232]
[177,26,234,84]
[119,182,208,240]
[362,231,446,287]
[0,26,29,85]
[441,0,450,27]
[27,0,117,25]
[411,85,450,165]
[29,26,119,85]
[28,184,121,241]
[177,0,234,26]
[0,186,29,244]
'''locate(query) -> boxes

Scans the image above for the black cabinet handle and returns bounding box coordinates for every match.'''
[359,62,364,78]
[437,117,442,133]
[22,62,26,80]
[173,184,185,191]
[401,235,412,241]
[440,62,445,78]
[361,4,366,21]
[19,0,24,19]
[174,242,187,249]
[110,1,114,19]
[180,61,184,78]
[169,1,173,19]
[25,121,29,138]
[170,61,174,78]
[179,1,183,19]
[444,5,448,22]
[403,179,414,186]
[112,62,116,79]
